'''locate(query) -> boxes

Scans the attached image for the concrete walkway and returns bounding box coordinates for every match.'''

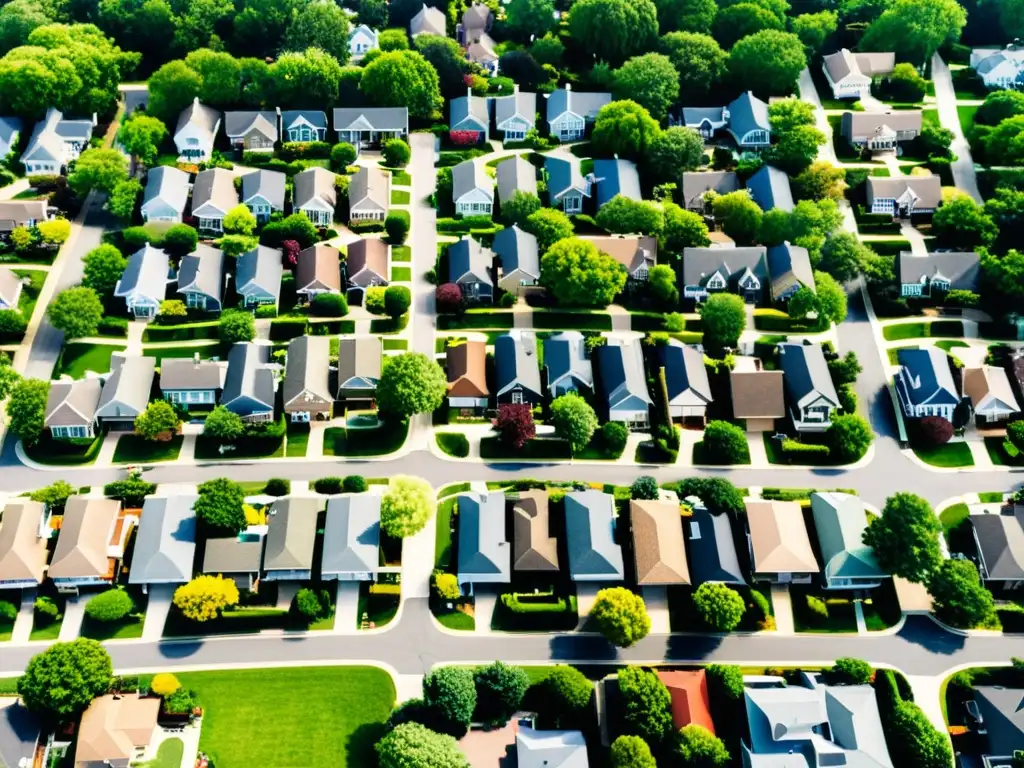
[58,596,85,641]
[770,585,796,635]
[142,584,175,641]
[10,589,35,644]
[931,53,983,203]
[641,586,671,634]
[854,601,867,634]
[575,584,602,629]
[333,581,360,634]
[905,674,950,732]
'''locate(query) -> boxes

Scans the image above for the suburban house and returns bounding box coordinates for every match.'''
[516,727,588,766]
[21,108,94,174]
[512,490,559,573]
[842,110,922,153]
[894,347,960,421]
[0,200,49,235]
[447,236,494,302]
[866,175,942,216]
[778,342,840,432]
[281,110,328,143]
[348,24,379,59]
[191,167,239,234]
[495,156,537,205]
[447,340,489,410]
[730,357,785,430]
[409,3,447,36]
[293,166,337,227]
[114,244,169,319]
[466,33,499,76]
[631,499,691,585]
[456,491,510,590]
[48,497,132,593]
[349,166,390,222]
[564,490,625,582]
[203,532,265,590]
[585,235,656,282]
[450,91,491,143]
[493,224,540,293]
[0,500,50,590]
[336,335,382,406]
[811,492,886,590]
[295,244,342,301]
[282,335,333,422]
[45,378,101,439]
[971,507,1024,590]
[971,686,1024,765]
[333,107,408,148]
[452,159,494,216]
[495,330,543,406]
[221,342,278,423]
[682,246,769,303]
[224,110,278,153]
[173,98,221,163]
[0,116,20,161]
[546,85,612,141]
[660,341,713,421]
[545,156,591,213]
[593,159,641,209]
[726,91,771,148]
[896,250,980,297]
[345,238,389,290]
[822,48,896,98]
[74,694,160,767]
[235,245,283,308]
[241,168,286,223]
[682,105,729,139]
[685,503,745,585]
[658,671,716,733]
[963,365,1021,423]
[0,266,23,311]
[128,494,197,591]
[140,166,189,223]
[95,354,157,431]
[595,338,652,429]
[261,496,322,582]
[322,494,381,582]
[767,242,815,302]
[493,88,536,141]
[682,171,739,214]
[971,44,1024,88]
[159,357,227,408]
[544,331,593,396]
[459,2,492,42]
[746,165,794,212]
[177,243,225,312]
[745,499,819,583]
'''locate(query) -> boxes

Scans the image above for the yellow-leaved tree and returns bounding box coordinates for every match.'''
[173,574,239,622]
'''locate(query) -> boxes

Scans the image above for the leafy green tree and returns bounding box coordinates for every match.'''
[377,27,407,50]
[980,115,1024,165]
[82,244,127,297]
[613,53,679,121]
[706,664,744,699]
[501,191,541,226]
[218,310,256,344]
[416,34,472,99]
[719,0,789,22]
[85,588,134,622]
[787,286,817,320]
[701,419,750,464]
[376,723,469,768]
[728,30,806,97]
[976,89,1024,126]
[646,127,705,182]
[793,161,847,202]
[863,492,941,583]
[659,32,726,103]
[712,191,762,245]
[474,662,529,724]
[194,477,246,537]
[174,0,233,54]
[933,194,998,250]
[817,232,869,282]
[28,481,75,510]
[662,203,711,252]
[611,735,657,768]
[928,559,996,628]
[618,666,673,744]
[505,0,556,40]
[360,50,442,118]
[885,699,954,768]
[767,124,825,174]
[0,0,54,55]
[550,392,599,451]
[596,197,665,236]
[700,293,746,350]
[860,0,965,65]
[108,179,141,222]
[981,249,1024,312]
[377,352,447,418]
[814,271,848,324]
[162,224,199,257]
[525,208,574,252]
[530,34,564,66]
[537,666,593,728]
[230,0,299,60]
[713,2,783,49]
[541,237,627,307]
[648,264,678,305]
[630,476,659,500]
[180,49,242,106]
[568,0,658,65]
[672,725,730,768]
[985,187,1024,245]
[203,405,244,440]
[283,1,351,62]
[383,138,411,166]
[223,204,257,236]
[691,582,746,631]
[265,48,345,109]
[827,657,873,685]
[381,475,436,538]
[826,412,872,462]
[18,639,112,719]
[6,378,47,445]
[653,0,717,33]
[133,400,181,440]
[423,666,476,733]
[68,148,129,196]
[0,354,18,401]
[591,100,661,161]
[591,587,651,647]
[792,10,837,55]
[117,113,168,167]
[48,286,103,339]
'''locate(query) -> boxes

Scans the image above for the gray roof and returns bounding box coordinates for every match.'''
[683,106,726,129]
[410,3,447,35]
[492,224,539,279]
[336,335,383,390]
[281,110,328,131]
[97,354,157,419]
[23,109,92,163]
[236,245,283,300]
[810,492,885,582]
[596,338,652,413]
[322,494,381,576]
[517,726,588,768]
[221,342,276,411]
[896,347,959,407]
[746,165,794,212]
[727,91,770,140]
[564,490,625,580]
[159,358,227,391]
[593,159,641,208]
[496,156,537,203]
[0,265,22,306]
[295,244,342,293]
[545,156,588,199]
[333,107,408,132]
[241,169,286,210]
[451,159,492,202]
[686,505,745,584]
[456,491,511,581]
[842,110,922,141]
[682,247,769,290]
[0,200,48,233]
[823,49,895,82]
[495,330,542,399]
[0,700,41,768]
[223,110,278,142]
[0,115,22,146]
[191,168,239,216]
[45,378,101,426]
[973,686,1024,757]
[450,94,490,130]
[660,341,712,407]
[494,90,537,128]
[971,508,1024,581]
[544,331,593,391]
[283,335,332,407]
[778,342,839,409]
[203,535,264,575]
[547,87,612,122]
[142,166,190,216]
[682,171,739,208]
[174,99,220,141]
[350,166,390,212]
[263,496,322,572]
[767,242,815,297]
[177,244,225,303]
[448,237,494,286]
[866,176,942,209]
[128,495,197,585]
[896,251,980,292]
[114,244,169,303]
[293,166,337,211]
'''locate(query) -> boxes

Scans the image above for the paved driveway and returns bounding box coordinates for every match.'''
[142,584,175,641]
[932,54,983,203]
[641,587,671,633]
[333,581,361,633]
[57,596,85,641]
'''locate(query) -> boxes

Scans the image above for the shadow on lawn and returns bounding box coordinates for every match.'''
[347,722,389,767]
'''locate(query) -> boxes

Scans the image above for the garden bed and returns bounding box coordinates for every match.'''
[112,435,183,463]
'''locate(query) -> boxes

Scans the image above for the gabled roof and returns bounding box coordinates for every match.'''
[963,365,1021,414]
[96,354,157,419]
[866,176,942,208]
[456,491,510,581]
[333,107,408,132]
[0,200,48,233]
[447,340,488,397]
[681,171,739,207]
[896,251,980,291]
[142,166,189,215]
[159,358,227,391]
[48,497,121,580]
[683,106,726,129]
[295,244,342,293]
[545,156,589,199]
[896,347,959,407]
[74,694,160,766]
[746,499,819,574]
[281,110,328,131]
[346,238,389,286]
[0,699,41,768]
[685,506,745,584]
[349,24,379,44]
[547,87,612,122]
[593,159,641,208]
[191,168,239,215]
[0,266,22,306]
[727,91,770,139]
[516,726,588,768]
[494,90,537,128]
[746,165,794,212]
[682,246,769,289]
[452,159,493,202]
[544,331,593,390]
[448,237,494,285]
[512,490,558,572]
[730,368,786,419]
[174,98,221,142]
[778,342,839,410]
[842,110,922,139]
[322,494,381,575]
[177,243,224,303]
[493,224,539,280]
[114,244,168,303]
[0,116,22,146]
[336,335,382,390]
[293,166,337,210]
[973,686,1024,757]
[128,495,197,585]
[350,165,390,212]
[462,2,493,33]
[0,500,48,584]
[810,492,885,582]
[596,338,652,413]
[971,508,1024,581]
[283,335,332,407]
[221,342,275,410]
[631,499,690,584]
[241,168,286,210]
[236,245,283,300]
[410,3,447,35]
[586,235,656,275]
[823,48,895,82]
[23,109,92,163]
[223,110,278,142]
[450,94,491,130]
[495,330,542,398]
[658,670,716,733]
[203,534,264,574]
[496,156,537,202]
[564,490,624,580]
[767,242,815,297]
[263,496,322,572]
[467,33,498,64]
[45,378,101,427]
[660,341,712,408]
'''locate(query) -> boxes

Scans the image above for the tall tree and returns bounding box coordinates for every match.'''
[591,100,661,161]
[265,48,345,109]
[863,492,942,583]
[47,286,103,339]
[360,50,442,118]
[613,53,679,121]
[68,148,128,196]
[82,244,127,297]
[183,48,241,106]
[727,29,806,97]
[194,477,246,537]
[928,559,996,629]
[653,0,716,34]
[540,237,627,307]
[6,378,48,445]
[377,352,446,418]
[414,34,469,99]
[117,113,167,167]
[381,475,436,538]
[568,0,659,66]
[284,0,352,63]
[660,32,727,103]
[376,723,469,768]
[618,666,673,744]
[505,0,556,41]
[645,127,705,182]
[713,3,783,49]
[859,0,966,65]
[147,59,203,125]
[18,640,112,719]
[591,587,651,647]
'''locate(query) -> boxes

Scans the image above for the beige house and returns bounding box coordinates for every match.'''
[631,499,690,585]
[729,358,785,431]
[295,244,342,301]
[0,500,50,589]
[963,365,1021,423]
[746,499,819,584]
[49,497,133,594]
[74,693,161,768]
[447,341,488,410]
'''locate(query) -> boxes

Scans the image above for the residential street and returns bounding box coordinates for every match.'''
[931,53,984,203]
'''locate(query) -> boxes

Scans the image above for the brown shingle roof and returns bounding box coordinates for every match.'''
[729,370,785,419]
[447,341,488,397]
[74,694,160,765]
[346,239,389,286]
[295,244,342,293]
[630,499,690,584]
[658,670,716,733]
[49,497,121,580]
[746,499,819,575]
[512,490,558,572]
[0,500,48,584]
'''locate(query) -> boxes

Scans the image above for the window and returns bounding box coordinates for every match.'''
[512,391,524,404]
[187,138,199,146]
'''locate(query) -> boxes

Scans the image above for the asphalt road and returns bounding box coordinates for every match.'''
[931,54,983,203]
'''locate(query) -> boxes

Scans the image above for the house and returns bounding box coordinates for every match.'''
[547,85,612,141]
[452,159,494,217]
[295,244,342,300]
[682,106,728,139]
[191,167,239,234]
[173,98,221,163]
[261,496,322,582]
[140,166,189,223]
[281,110,328,143]
[0,500,49,590]
[685,504,745,585]
[730,358,785,430]
[493,224,540,293]
[746,165,794,213]
[842,110,922,153]
[971,507,1024,589]
[822,48,896,99]
[0,700,40,768]
[466,33,499,76]
[177,243,225,312]
[349,166,390,222]
[896,250,980,297]
[221,342,277,422]
[682,246,769,303]
[322,494,381,581]
[0,200,49,234]
[48,497,131,593]
[544,331,593,396]
[495,330,543,406]
[595,338,652,428]
[972,686,1024,766]
[727,92,771,148]
[447,340,489,410]
[447,236,494,302]
[224,110,278,153]
[593,159,641,209]
[160,357,227,408]
[336,335,382,405]
[493,88,536,142]
[811,492,886,590]
[545,156,591,213]
[564,490,624,581]
[459,2,492,42]
[333,107,408,148]
[345,238,389,290]
[660,341,713,420]
[450,91,491,143]
[241,168,286,223]
[203,531,265,590]
[631,499,690,585]
[767,242,815,301]
[21,108,93,174]
[681,171,739,214]
[0,266,23,311]
[584,235,656,282]
[113,244,169,319]
[0,116,21,160]
[282,335,333,422]
[963,365,1021,423]
[658,670,716,733]
[348,24,379,59]
[894,347,959,421]
[95,354,157,431]
[128,494,197,591]
[496,156,537,205]
[410,3,447,36]
[971,44,1024,88]
[44,378,101,439]
[456,491,510,589]
[516,727,589,768]
[293,166,337,227]
[777,342,840,432]
[866,175,942,216]
[235,245,283,308]
[512,490,558,572]
[745,499,819,583]
[73,694,160,768]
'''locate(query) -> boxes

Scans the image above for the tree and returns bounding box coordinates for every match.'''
[117,113,167,167]
[630,476,659,501]
[435,283,463,314]
[979,115,1024,165]
[814,271,848,324]
[331,142,357,171]
[0,355,18,401]
[713,3,783,49]
[383,139,410,167]
[537,667,593,728]
[827,657,873,685]
[976,89,1024,127]
[284,0,351,62]
[162,224,198,258]
[701,420,750,464]
[659,32,727,103]
[591,100,661,162]
[828,351,862,387]
[133,400,180,441]
[860,0,965,66]
[203,405,244,440]
[767,125,825,174]
[381,475,436,538]
[728,30,806,98]
[82,244,127,297]
[6,378,48,446]
[618,666,673,744]
[712,191,762,245]
[700,293,747,350]
[550,392,599,451]
[18,639,112,719]
[915,415,953,446]
[500,191,541,227]
[37,218,70,245]
[498,50,548,90]
[646,128,705,183]
[611,735,657,768]
[505,0,555,40]
[376,723,469,768]
[85,588,134,622]
[794,161,847,202]
[691,582,746,631]
[986,187,1024,245]
[107,179,141,222]
[613,54,679,121]
[885,699,954,768]
[787,287,817,320]
[597,197,665,236]
[173,575,240,622]
[423,666,477,733]
[863,492,942,583]
[48,286,103,339]
[648,264,679,305]
[68,148,128,197]
[817,232,868,282]
[494,403,535,448]
[568,0,659,66]
[218,311,256,344]
[541,238,627,307]
[706,663,744,701]
[662,203,711,252]
[0,0,54,55]
[414,34,470,99]
[928,559,996,629]
[263,48,345,110]
[825,412,872,462]
[474,662,529,725]
[933,194,997,250]
[1008,421,1024,452]
[360,50,442,119]
[194,477,246,537]
[672,725,730,768]
[223,204,257,236]
[525,208,574,252]
[792,10,837,56]
[377,352,447,418]
[530,34,564,66]
[654,0,716,33]
[768,97,817,136]
[384,285,411,318]
[591,587,651,647]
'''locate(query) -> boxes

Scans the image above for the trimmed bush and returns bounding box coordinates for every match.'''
[805,595,829,619]
[748,589,771,623]
[33,597,59,625]
[264,478,290,496]
[314,477,344,494]
[437,432,470,457]
[330,142,357,170]
[279,141,332,160]
[500,592,570,613]
[383,139,411,166]
[343,475,368,493]
[85,589,134,622]
[602,422,629,453]
[0,600,16,622]
[781,439,831,457]
[385,211,411,244]
[291,588,323,624]
[310,292,348,317]
[150,673,181,696]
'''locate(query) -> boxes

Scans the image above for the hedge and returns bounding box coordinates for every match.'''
[500,592,570,613]
[279,141,332,160]
[349,220,386,233]
[532,311,612,331]
[437,432,470,457]
[97,316,129,336]
[268,319,308,340]
[781,439,831,456]
[308,319,356,334]
[437,215,498,233]
[313,477,343,494]
[142,322,220,342]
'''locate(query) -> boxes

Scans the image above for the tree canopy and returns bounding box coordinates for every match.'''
[728,30,806,98]
[48,286,103,339]
[381,475,436,538]
[377,352,447,419]
[591,587,651,647]
[863,492,942,583]
[541,237,628,307]
[659,32,726,103]
[859,0,965,65]
[19,639,112,719]
[376,723,469,768]
[551,392,599,451]
[568,0,658,66]
[194,477,246,537]
[360,50,442,119]
[928,559,996,629]
[591,100,662,161]
[618,666,673,744]
[613,53,679,121]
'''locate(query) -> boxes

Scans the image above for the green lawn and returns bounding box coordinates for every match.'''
[13,268,46,322]
[143,738,184,768]
[23,433,102,465]
[0,618,13,642]
[390,170,412,186]
[112,435,183,463]
[285,426,309,457]
[390,190,410,204]
[939,502,970,535]
[80,612,145,641]
[323,421,408,457]
[390,266,411,281]
[984,436,1024,466]
[434,610,474,630]
[882,320,964,341]
[390,245,411,262]
[791,589,858,633]
[913,442,974,468]
[29,616,62,642]
[194,435,284,461]
[435,496,456,568]
[957,104,978,136]
[141,342,221,367]
[382,338,408,350]
[56,343,126,379]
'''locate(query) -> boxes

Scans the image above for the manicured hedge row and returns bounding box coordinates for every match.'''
[500,592,571,613]
[142,322,219,342]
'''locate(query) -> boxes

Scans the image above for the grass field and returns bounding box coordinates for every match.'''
[285,426,309,457]
[957,104,978,136]
[13,269,46,321]
[141,342,221,367]
[112,435,183,463]
[913,442,974,468]
[391,190,410,204]
[382,338,408,350]
[435,496,456,568]
[56,343,126,379]
[390,266,411,281]
[882,320,964,341]
[390,245,411,262]
[323,421,408,457]
[80,612,145,641]
[390,170,412,186]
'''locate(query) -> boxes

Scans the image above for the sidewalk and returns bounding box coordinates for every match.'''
[10,589,35,644]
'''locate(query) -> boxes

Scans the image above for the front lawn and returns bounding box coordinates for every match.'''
[390,265,411,281]
[356,582,400,629]
[323,421,408,457]
[13,268,46,322]
[141,342,222,367]
[480,436,572,460]
[194,434,284,461]
[391,245,411,262]
[939,502,970,536]
[435,496,456,568]
[984,436,1024,466]
[935,339,969,352]
[913,441,974,468]
[882,320,964,341]
[55,343,126,379]
[112,435,183,463]
[146,738,184,768]
[23,433,102,465]
[285,425,309,457]
[791,588,858,633]
[390,170,412,186]
[435,610,474,630]
[436,432,470,457]
[390,190,410,204]
[957,104,978,136]
[80,611,145,641]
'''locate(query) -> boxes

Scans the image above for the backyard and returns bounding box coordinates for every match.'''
[55,343,126,379]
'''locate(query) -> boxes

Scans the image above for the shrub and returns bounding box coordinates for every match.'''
[827,657,873,685]
[384,285,412,317]
[914,415,953,446]
[0,600,17,623]
[343,475,368,493]
[279,141,332,160]
[437,432,470,457]
[150,673,181,696]
[366,286,386,314]
[383,139,411,166]
[314,477,344,494]
[85,589,134,623]
[291,588,323,624]
[602,422,629,453]
[500,592,570,613]
[331,142,357,170]
[309,292,348,317]
[630,475,659,500]
[805,594,829,619]
[34,597,59,625]
[433,571,460,600]
[164,687,198,715]
[264,478,290,496]
[701,420,750,464]
[780,439,831,458]
[748,589,771,623]
[385,211,410,243]
[435,283,463,313]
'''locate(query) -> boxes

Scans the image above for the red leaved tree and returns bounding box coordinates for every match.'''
[915,415,953,446]
[280,239,301,268]
[450,130,482,146]
[435,282,464,314]
[494,404,535,448]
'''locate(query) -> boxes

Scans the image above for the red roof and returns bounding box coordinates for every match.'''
[657,670,716,734]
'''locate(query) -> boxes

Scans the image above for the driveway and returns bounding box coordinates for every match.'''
[641,586,671,633]
[333,581,361,634]
[931,53,983,203]
[57,596,85,641]
[473,586,499,634]
[142,584,175,641]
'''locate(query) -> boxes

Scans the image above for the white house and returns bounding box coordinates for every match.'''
[348,25,379,60]
[822,49,896,99]
[546,85,611,142]
[113,244,170,320]
[971,44,1024,89]
[894,347,960,422]
[293,167,337,227]
[140,166,190,223]
[21,109,94,175]
[173,98,221,163]
[451,159,493,217]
